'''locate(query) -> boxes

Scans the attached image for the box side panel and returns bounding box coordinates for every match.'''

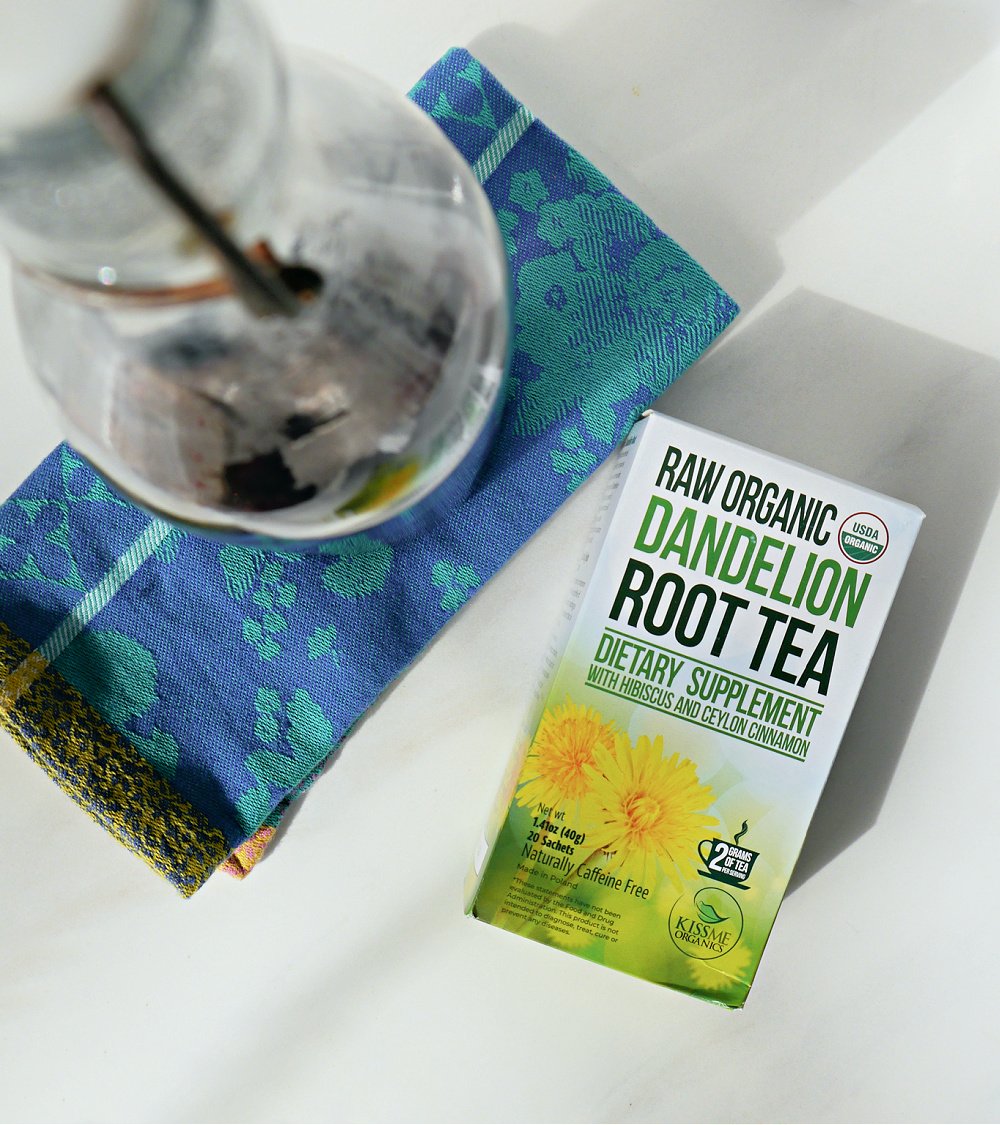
[464,419,652,909]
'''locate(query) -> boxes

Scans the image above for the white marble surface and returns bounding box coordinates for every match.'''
[2,2,1000,1121]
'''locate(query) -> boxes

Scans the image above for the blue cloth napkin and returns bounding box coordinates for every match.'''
[0,49,737,895]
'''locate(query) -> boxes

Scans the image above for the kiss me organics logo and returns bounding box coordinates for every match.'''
[669,887,744,960]
[838,512,889,564]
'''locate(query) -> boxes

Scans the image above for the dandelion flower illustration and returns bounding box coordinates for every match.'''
[516,698,617,810]
[581,732,717,888]
[546,924,593,951]
[687,945,753,992]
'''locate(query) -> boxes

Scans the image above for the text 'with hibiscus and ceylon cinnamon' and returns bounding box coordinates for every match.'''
[466,410,923,1007]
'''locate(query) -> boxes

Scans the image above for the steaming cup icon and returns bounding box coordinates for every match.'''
[697,834,759,889]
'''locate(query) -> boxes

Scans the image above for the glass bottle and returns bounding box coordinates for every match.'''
[0,0,510,543]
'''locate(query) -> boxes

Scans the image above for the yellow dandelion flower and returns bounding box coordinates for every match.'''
[546,924,593,951]
[687,944,753,992]
[516,699,617,810]
[581,732,717,888]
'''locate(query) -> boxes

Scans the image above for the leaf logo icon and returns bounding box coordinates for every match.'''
[697,901,728,925]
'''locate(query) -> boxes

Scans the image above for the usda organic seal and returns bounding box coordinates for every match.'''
[838,512,889,564]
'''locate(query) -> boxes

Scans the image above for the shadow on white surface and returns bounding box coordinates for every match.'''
[660,288,1000,889]
[469,0,997,317]
[261,295,1000,958]
[259,0,1000,885]
[467,2,1000,894]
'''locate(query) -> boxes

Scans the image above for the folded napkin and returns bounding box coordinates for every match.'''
[0,49,737,895]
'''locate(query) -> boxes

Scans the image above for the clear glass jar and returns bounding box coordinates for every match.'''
[0,0,510,543]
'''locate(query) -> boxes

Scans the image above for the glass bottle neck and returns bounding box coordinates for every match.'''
[0,0,286,291]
